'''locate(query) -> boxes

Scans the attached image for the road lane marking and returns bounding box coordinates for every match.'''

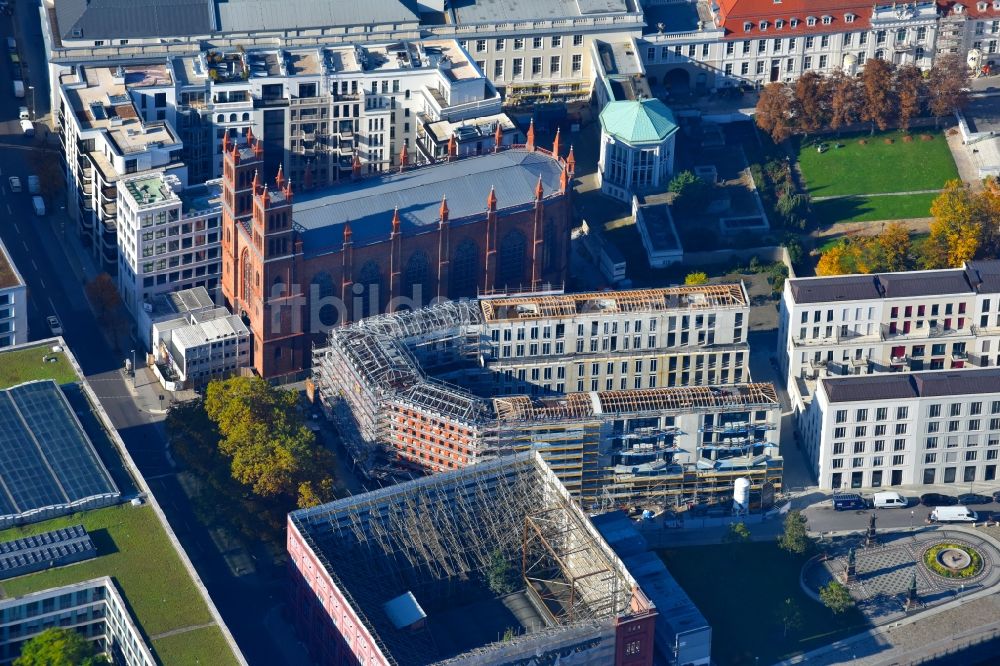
[30,259,37,270]
[38,277,45,288]
[13,223,19,233]
[21,241,28,251]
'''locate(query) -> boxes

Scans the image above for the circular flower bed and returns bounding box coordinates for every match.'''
[923,543,983,579]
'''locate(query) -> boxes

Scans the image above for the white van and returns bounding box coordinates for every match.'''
[872,491,907,509]
[930,506,978,523]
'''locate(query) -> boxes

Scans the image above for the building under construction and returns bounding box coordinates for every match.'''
[313,286,782,508]
[287,452,660,666]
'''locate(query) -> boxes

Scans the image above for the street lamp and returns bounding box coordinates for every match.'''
[910,509,915,537]
[130,349,136,388]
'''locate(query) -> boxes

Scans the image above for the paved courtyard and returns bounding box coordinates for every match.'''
[806,528,1000,626]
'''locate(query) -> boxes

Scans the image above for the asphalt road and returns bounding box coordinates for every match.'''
[804,498,1000,534]
[0,8,309,666]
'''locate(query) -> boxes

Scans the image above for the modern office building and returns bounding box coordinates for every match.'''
[56,64,185,274]
[116,172,222,317]
[151,307,250,388]
[313,288,782,507]
[0,239,27,349]
[0,577,155,666]
[779,261,1000,409]
[220,131,573,378]
[801,368,1000,490]
[287,452,661,666]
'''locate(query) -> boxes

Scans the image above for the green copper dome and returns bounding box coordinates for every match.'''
[599,98,679,145]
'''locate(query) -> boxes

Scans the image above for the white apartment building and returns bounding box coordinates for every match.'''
[116,172,222,317]
[466,284,752,396]
[0,239,26,349]
[779,261,1000,409]
[152,307,250,388]
[57,64,186,275]
[802,368,1000,490]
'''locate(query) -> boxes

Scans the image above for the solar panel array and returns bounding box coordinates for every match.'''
[0,381,119,524]
[0,524,97,580]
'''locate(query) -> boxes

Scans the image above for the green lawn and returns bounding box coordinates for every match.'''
[0,344,78,388]
[152,625,241,666]
[812,192,938,225]
[659,542,867,665]
[797,130,958,197]
[0,505,236,663]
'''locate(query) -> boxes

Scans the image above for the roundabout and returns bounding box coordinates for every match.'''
[802,527,1000,626]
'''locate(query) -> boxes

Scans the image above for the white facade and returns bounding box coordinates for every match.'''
[116,172,222,318]
[152,308,250,386]
[779,262,1000,409]
[802,369,1000,490]
[0,239,27,349]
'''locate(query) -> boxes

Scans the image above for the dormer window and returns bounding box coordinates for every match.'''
[822,15,833,24]
[993,1,1000,10]
[954,4,964,13]
[806,16,817,26]
[776,19,785,28]
[978,1,987,10]
[744,21,753,31]
[845,13,855,23]
[790,18,799,27]
[760,20,769,30]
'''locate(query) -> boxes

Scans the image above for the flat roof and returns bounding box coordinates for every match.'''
[293,149,565,255]
[0,381,119,523]
[642,1,712,34]
[0,238,24,290]
[822,368,1000,403]
[55,0,213,41]
[452,0,632,23]
[788,261,1000,304]
[217,0,418,32]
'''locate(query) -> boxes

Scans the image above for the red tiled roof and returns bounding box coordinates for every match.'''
[937,0,1000,18]
[718,0,873,39]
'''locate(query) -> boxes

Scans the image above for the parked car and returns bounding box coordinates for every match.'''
[8,177,21,193]
[832,493,868,511]
[20,119,33,136]
[47,316,63,336]
[18,106,28,120]
[920,493,958,506]
[930,506,978,523]
[994,490,1000,504]
[956,493,993,505]
[872,491,908,509]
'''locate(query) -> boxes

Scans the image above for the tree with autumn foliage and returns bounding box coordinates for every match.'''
[861,58,896,134]
[826,70,862,135]
[928,54,970,127]
[816,222,916,276]
[793,71,826,138]
[894,64,924,132]
[879,221,913,272]
[924,180,995,269]
[755,82,795,144]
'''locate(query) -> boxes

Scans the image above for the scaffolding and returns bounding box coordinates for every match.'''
[291,454,640,666]
[480,283,749,322]
[596,383,779,414]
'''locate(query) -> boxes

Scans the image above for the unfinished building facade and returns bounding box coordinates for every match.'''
[312,286,782,508]
[287,452,659,666]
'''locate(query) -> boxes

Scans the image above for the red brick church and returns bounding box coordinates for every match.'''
[220,126,573,378]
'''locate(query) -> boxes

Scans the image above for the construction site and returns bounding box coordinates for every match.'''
[312,286,782,510]
[287,452,658,666]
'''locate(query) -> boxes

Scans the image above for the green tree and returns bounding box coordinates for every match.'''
[722,521,751,544]
[819,580,855,614]
[778,510,812,554]
[14,628,108,666]
[669,170,712,214]
[684,271,708,286]
[775,598,803,638]
[486,548,517,596]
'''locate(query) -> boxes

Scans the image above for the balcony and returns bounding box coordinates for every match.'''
[889,354,910,367]
[791,328,879,347]
[881,323,972,342]
[952,349,968,361]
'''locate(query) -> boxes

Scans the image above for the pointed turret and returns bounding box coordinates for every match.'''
[246,126,254,144]
[275,164,285,188]
[525,119,535,151]
[222,131,229,153]
[566,145,576,174]
[283,179,293,203]
[494,122,504,152]
[251,169,260,194]
[560,166,570,193]
[447,134,457,161]
[352,152,362,178]
[343,222,353,243]
[261,183,270,206]
[487,186,497,211]
[399,144,409,172]
[534,174,544,201]
[391,206,401,235]
[551,127,561,158]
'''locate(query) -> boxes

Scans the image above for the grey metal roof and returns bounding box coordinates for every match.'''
[451,0,630,23]
[823,368,1000,403]
[216,0,419,33]
[55,0,214,41]
[789,275,881,304]
[966,260,1000,295]
[878,270,972,298]
[787,263,1000,304]
[294,149,565,257]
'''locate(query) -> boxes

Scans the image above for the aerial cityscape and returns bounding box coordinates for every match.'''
[0,0,999,664]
